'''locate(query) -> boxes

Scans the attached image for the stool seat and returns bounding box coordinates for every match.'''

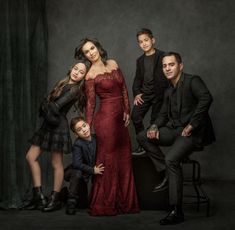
[182,157,210,216]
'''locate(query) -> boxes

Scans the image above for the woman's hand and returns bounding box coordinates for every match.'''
[123,112,130,127]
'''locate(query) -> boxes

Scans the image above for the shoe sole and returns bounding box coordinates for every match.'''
[152,185,168,193]
[132,151,145,156]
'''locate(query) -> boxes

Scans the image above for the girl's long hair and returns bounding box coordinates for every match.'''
[74,38,108,65]
[47,60,90,113]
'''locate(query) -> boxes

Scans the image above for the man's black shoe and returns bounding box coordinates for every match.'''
[159,208,184,225]
[152,176,168,192]
[132,145,145,156]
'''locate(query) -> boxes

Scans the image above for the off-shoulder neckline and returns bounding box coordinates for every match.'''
[86,68,120,81]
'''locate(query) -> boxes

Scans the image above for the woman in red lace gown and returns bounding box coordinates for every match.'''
[75,38,139,216]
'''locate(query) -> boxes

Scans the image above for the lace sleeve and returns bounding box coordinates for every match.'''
[118,68,130,115]
[85,79,96,126]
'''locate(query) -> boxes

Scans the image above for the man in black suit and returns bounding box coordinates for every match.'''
[131,28,168,154]
[64,116,104,215]
[137,52,215,225]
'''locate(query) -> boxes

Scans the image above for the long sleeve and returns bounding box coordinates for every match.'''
[132,59,143,97]
[72,144,94,175]
[85,79,96,126]
[39,98,60,126]
[118,69,130,115]
[189,76,213,128]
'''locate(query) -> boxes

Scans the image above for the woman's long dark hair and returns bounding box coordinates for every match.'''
[47,59,90,112]
[74,38,108,65]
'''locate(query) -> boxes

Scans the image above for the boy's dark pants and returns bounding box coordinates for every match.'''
[64,166,88,207]
[131,94,162,134]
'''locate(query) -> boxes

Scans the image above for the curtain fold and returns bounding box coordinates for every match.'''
[0,0,50,209]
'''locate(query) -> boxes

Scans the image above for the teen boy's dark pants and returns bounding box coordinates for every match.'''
[131,94,162,134]
[137,126,194,205]
[64,166,87,200]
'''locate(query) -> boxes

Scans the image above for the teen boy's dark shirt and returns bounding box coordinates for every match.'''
[132,49,168,98]
[141,54,155,95]
[72,134,96,181]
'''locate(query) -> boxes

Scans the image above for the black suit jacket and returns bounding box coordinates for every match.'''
[132,49,168,99]
[155,73,215,148]
[71,134,96,181]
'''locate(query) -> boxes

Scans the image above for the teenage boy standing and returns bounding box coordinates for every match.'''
[131,28,168,154]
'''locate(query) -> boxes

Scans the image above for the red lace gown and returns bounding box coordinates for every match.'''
[85,68,139,216]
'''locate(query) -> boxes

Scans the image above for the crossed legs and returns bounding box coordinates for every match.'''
[137,126,194,206]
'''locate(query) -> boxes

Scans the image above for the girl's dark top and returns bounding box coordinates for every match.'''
[29,83,81,154]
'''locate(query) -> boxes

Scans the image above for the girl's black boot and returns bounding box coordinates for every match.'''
[24,186,47,210]
[43,191,62,212]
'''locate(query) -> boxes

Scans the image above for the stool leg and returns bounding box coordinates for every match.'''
[183,159,211,217]
[198,184,210,217]
[192,162,201,211]
[207,198,210,217]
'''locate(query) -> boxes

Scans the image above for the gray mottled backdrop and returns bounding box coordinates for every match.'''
[46,0,235,180]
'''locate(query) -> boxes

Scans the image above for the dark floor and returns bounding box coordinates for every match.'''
[0,180,235,230]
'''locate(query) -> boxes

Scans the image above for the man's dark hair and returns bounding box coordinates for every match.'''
[136,28,154,39]
[162,52,182,64]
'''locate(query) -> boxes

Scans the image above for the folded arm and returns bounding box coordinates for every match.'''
[53,85,79,110]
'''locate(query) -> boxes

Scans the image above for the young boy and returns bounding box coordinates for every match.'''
[131,28,168,154]
[64,116,104,215]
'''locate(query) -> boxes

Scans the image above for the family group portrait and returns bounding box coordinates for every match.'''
[1,0,234,229]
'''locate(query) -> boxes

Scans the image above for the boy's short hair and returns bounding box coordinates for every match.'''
[136,28,154,39]
[70,116,86,133]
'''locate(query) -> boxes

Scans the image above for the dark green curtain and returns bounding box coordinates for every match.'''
[0,0,50,209]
